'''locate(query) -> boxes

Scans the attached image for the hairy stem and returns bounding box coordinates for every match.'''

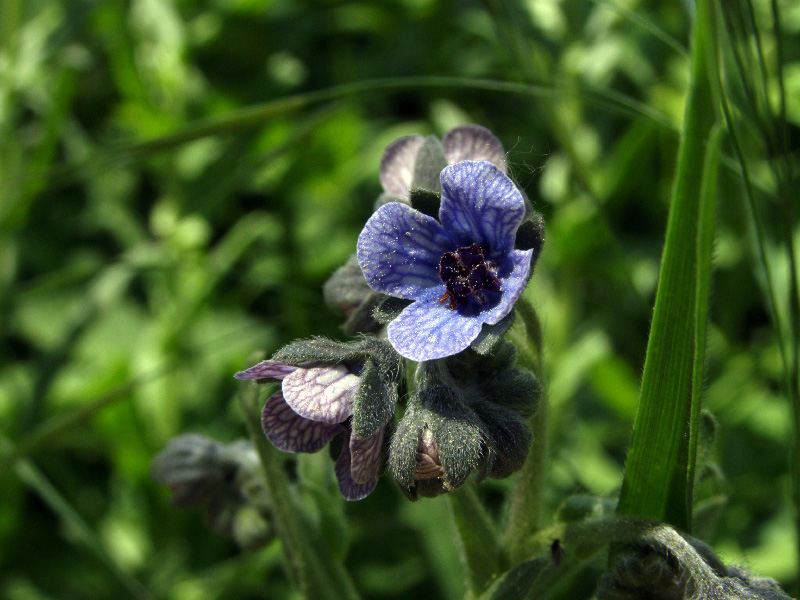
[505,297,549,562]
[448,485,505,597]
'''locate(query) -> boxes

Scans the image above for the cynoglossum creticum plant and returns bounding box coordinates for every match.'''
[231,125,546,502]
[151,118,796,599]
[153,129,546,593]
[214,126,546,599]
[213,126,546,599]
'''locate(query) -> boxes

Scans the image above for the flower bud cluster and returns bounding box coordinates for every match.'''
[390,342,540,499]
[596,529,792,600]
[151,434,272,549]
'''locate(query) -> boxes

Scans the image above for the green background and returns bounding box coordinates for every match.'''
[1,0,798,597]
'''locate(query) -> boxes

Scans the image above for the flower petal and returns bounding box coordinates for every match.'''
[387,287,484,361]
[335,433,378,500]
[357,202,453,300]
[281,365,358,424]
[482,249,533,325]
[349,428,384,484]
[380,135,424,198]
[261,390,345,453]
[443,125,507,173]
[234,360,297,381]
[439,161,526,260]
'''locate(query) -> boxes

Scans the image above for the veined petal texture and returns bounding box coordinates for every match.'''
[281,365,359,424]
[349,428,384,484]
[335,434,378,501]
[439,161,526,260]
[387,288,484,361]
[234,360,297,381]
[442,125,507,173]
[357,202,453,300]
[380,135,424,198]
[261,391,345,453]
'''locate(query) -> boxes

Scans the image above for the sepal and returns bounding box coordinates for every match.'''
[410,136,448,193]
[373,295,413,324]
[515,212,545,269]
[471,399,532,480]
[389,386,485,500]
[483,367,541,417]
[352,357,399,438]
[271,337,367,367]
[322,254,373,317]
[470,310,515,355]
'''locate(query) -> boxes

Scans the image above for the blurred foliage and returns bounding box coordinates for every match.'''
[0,0,798,598]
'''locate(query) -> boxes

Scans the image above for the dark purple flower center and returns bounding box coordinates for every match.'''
[438,243,501,309]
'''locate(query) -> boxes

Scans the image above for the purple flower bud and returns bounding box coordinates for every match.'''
[152,435,273,548]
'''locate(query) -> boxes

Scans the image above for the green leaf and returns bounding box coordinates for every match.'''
[616,0,720,531]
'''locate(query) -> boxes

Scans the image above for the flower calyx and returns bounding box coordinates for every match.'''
[389,346,539,500]
[151,434,273,549]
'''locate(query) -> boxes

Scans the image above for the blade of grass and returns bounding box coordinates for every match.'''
[591,0,688,59]
[121,78,674,155]
[0,437,156,600]
[682,123,723,522]
[716,1,800,578]
[616,0,718,531]
[0,360,176,474]
[41,75,677,193]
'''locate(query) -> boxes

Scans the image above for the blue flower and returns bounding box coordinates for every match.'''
[357,160,534,361]
[235,360,384,501]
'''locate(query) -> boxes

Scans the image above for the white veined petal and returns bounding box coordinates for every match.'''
[261,391,344,453]
[281,365,359,423]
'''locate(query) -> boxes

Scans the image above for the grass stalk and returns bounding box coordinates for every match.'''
[616,0,718,529]
[448,485,506,598]
[1,437,156,600]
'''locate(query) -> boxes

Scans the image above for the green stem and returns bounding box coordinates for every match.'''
[448,485,505,597]
[505,298,549,562]
[238,383,359,600]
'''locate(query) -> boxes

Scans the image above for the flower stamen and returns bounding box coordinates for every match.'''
[439,290,456,310]
[438,243,501,310]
